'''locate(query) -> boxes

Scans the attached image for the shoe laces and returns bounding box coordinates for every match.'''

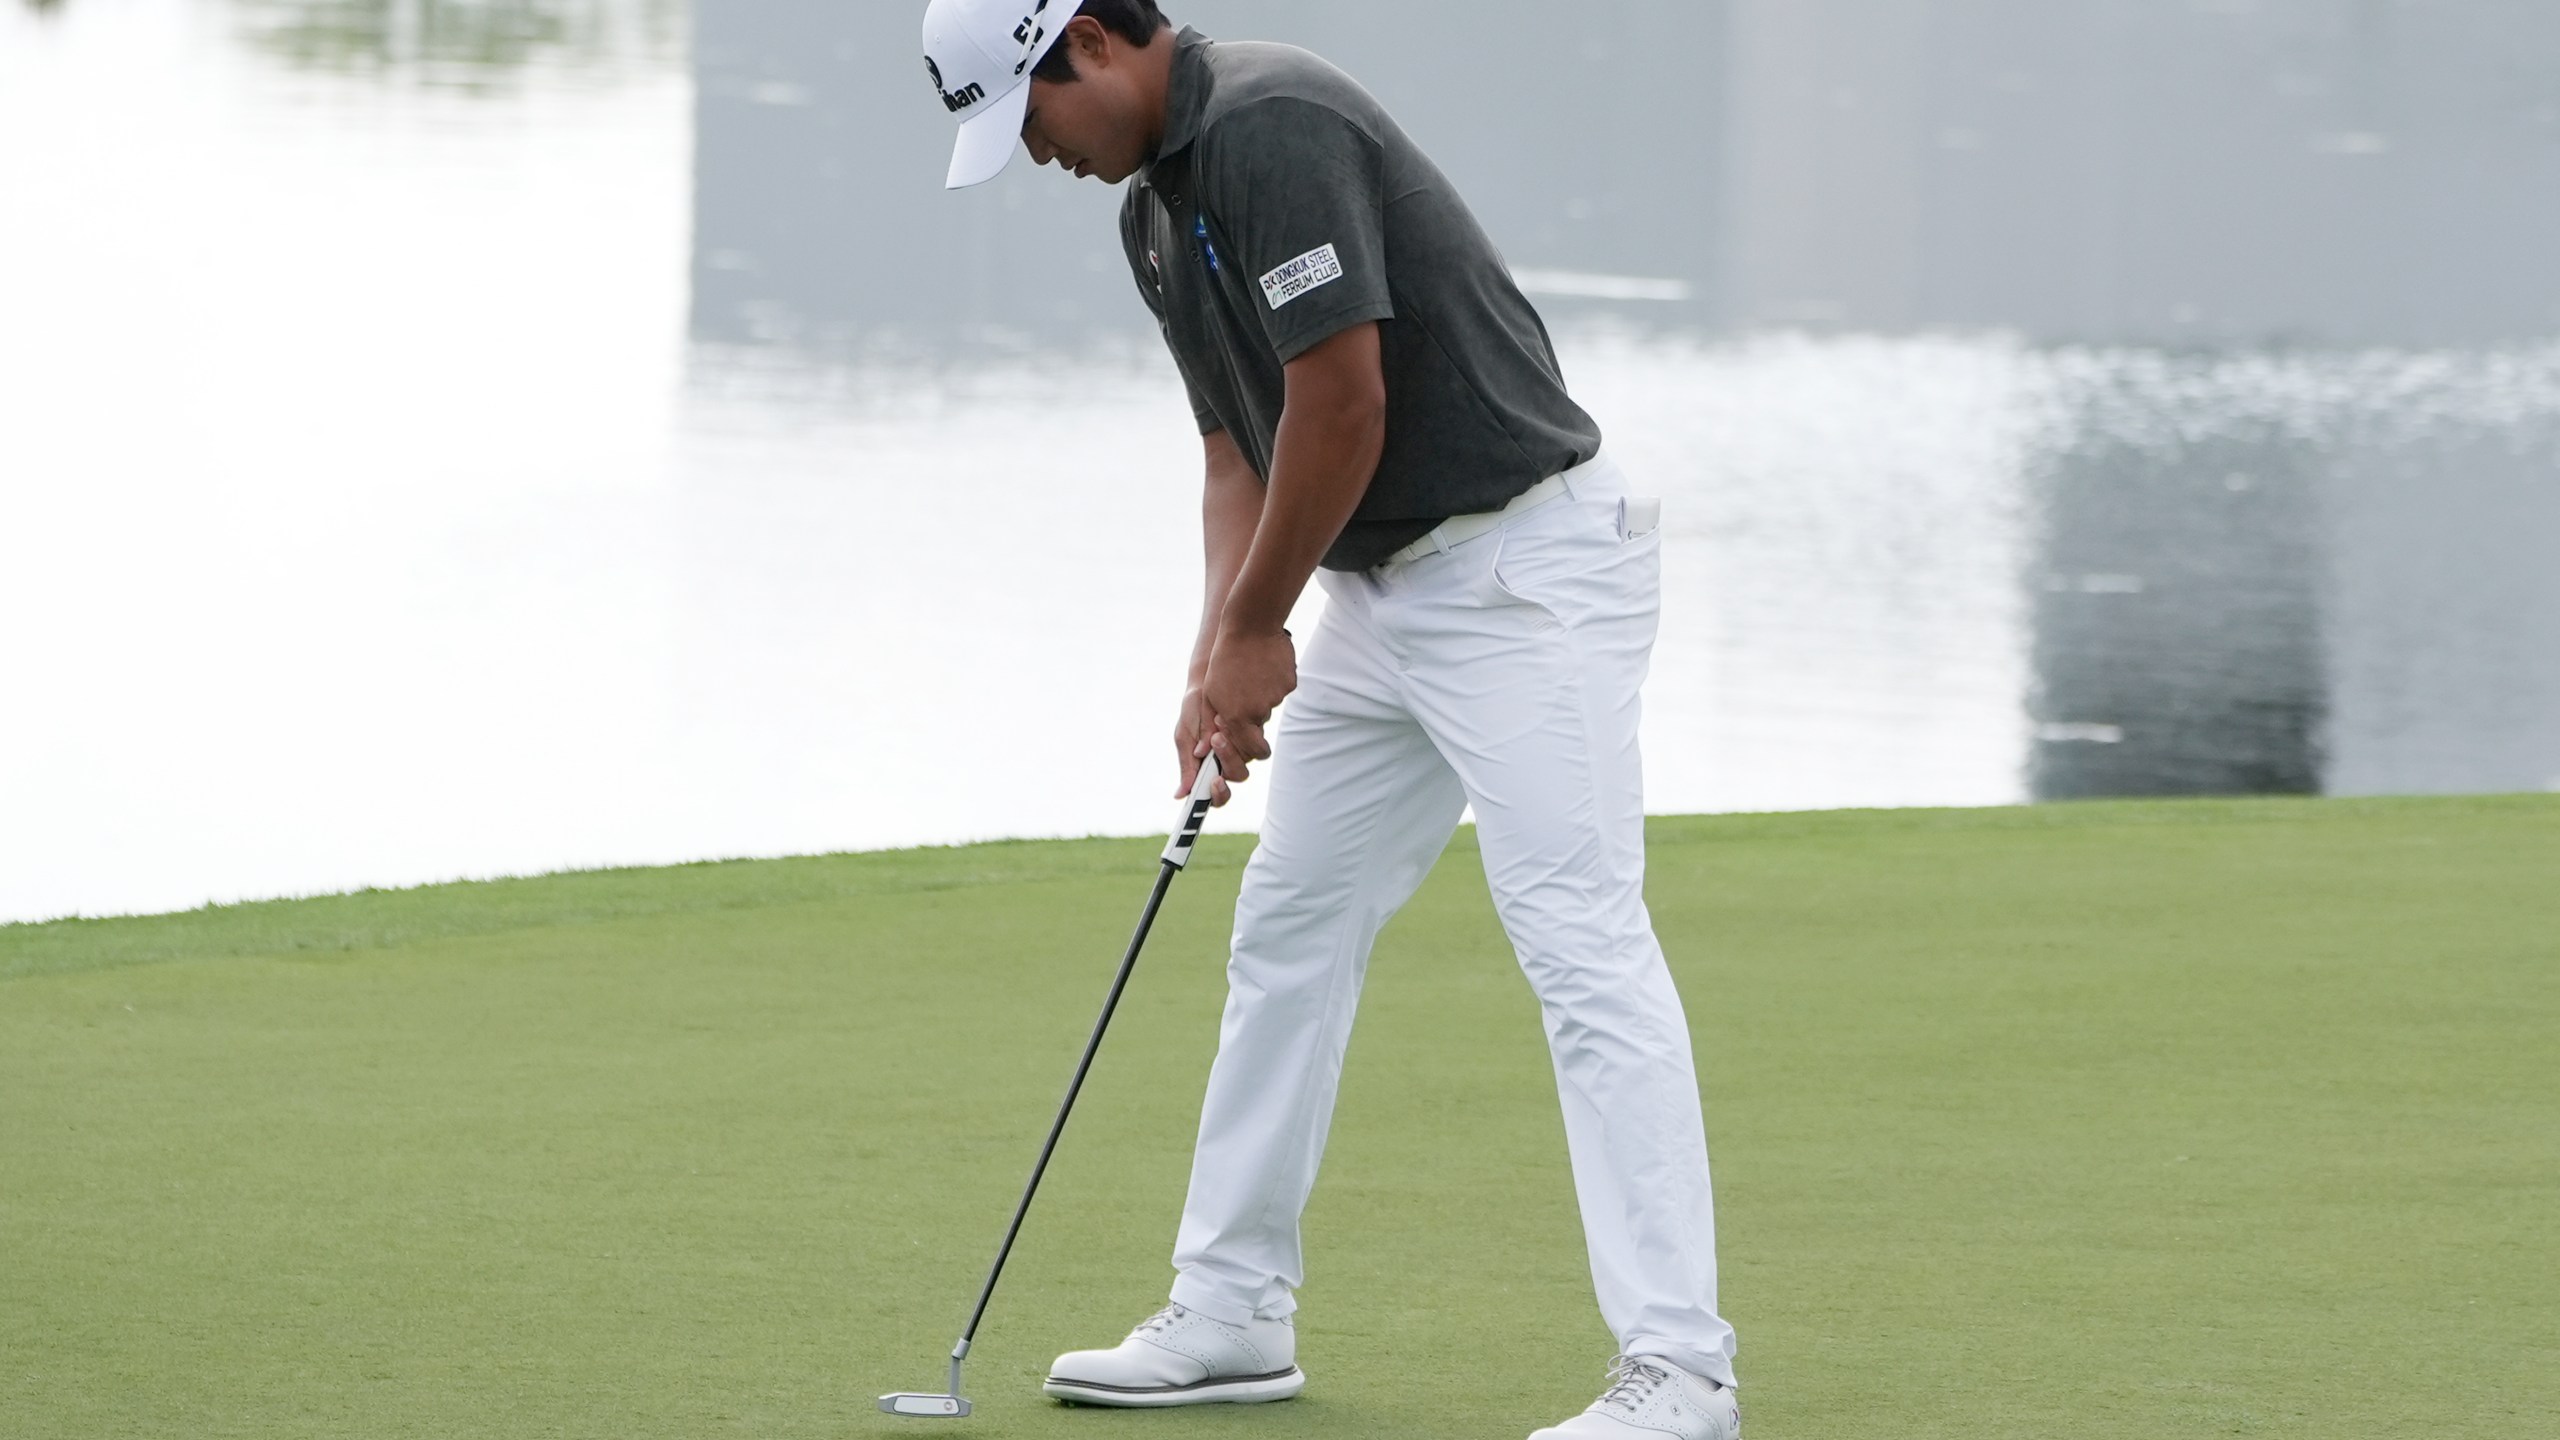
[1130,1304,1188,1340]
[1597,1354,1675,1412]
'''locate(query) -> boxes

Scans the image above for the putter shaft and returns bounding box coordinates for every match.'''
[881,761,1222,1418]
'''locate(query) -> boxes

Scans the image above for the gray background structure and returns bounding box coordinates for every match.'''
[691,0,2560,357]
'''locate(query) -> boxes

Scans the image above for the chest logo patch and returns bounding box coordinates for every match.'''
[1259,243,1344,311]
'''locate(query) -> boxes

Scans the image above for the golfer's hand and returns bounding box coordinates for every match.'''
[1202,625,1296,779]
[1174,686,1236,807]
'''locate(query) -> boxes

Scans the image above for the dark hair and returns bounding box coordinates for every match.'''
[1029,0,1170,84]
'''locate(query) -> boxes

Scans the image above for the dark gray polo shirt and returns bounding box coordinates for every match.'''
[1119,28,1603,572]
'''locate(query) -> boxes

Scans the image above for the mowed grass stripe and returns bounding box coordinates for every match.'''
[8,794,2540,980]
[0,834,1235,982]
[2,795,2554,1438]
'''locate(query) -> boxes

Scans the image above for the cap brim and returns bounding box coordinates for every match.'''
[945,80,1031,190]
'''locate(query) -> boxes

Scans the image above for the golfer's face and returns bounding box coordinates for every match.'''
[1021,78,1139,184]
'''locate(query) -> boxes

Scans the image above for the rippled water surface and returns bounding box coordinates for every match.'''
[4,0,2555,922]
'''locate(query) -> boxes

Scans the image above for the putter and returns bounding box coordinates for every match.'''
[879,755,1227,1420]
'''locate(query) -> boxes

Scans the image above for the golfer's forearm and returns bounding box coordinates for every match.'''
[1221,325,1386,637]
[1191,430,1263,684]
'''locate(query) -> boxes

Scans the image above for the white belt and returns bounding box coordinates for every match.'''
[1380,470,1575,568]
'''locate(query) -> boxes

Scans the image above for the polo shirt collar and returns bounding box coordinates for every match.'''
[1152,27,1215,165]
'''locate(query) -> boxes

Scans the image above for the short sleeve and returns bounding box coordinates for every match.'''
[1196,98,1396,364]
[1122,185,1226,434]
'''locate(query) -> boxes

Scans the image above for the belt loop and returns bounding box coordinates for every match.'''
[1559,465,1581,502]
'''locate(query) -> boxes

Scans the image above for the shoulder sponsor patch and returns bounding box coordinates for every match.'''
[1259,244,1345,311]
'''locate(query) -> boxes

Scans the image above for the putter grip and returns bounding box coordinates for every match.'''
[1162,758,1223,869]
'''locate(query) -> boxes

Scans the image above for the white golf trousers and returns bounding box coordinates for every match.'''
[1167,454,1739,1388]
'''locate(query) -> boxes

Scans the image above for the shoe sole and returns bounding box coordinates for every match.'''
[1042,1367,1305,1408]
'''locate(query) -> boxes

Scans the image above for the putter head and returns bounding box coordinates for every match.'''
[878,1392,971,1419]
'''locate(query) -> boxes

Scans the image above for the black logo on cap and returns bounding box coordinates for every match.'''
[927,54,987,113]
[1011,0,1051,76]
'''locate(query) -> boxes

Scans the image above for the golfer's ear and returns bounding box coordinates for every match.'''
[1063,15,1110,70]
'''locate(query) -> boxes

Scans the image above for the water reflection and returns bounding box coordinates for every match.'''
[2029,373,2330,799]
[2,0,2555,924]
[2026,347,2560,799]
[666,333,2045,834]
[236,0,680,87]
[2328,412,2560,795]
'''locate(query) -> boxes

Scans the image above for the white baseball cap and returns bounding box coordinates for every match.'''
[923,0,1074,189]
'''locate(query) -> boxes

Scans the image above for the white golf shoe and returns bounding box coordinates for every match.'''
[1529,1355,1740,1440]
[1042,1302,1304,1407]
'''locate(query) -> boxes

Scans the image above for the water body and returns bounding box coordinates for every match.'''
[2,0,2554,923]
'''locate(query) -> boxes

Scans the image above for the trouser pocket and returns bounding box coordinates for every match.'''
[1618,496,1663,541]
[1489,497,1664,632]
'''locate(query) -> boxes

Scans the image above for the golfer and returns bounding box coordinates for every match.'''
[921,3,1739,1435]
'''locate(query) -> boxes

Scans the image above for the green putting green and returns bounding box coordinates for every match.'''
[5,795,2555,1438]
